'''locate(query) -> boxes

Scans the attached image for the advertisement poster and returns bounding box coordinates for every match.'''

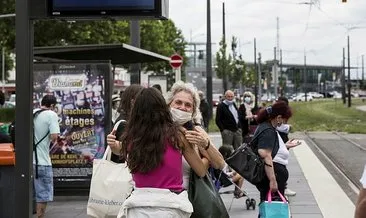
[33,62,112,187]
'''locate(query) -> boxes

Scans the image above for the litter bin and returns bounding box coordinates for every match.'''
[0,143,15,218]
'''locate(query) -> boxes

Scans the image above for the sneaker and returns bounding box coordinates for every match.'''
[285,188,296,196]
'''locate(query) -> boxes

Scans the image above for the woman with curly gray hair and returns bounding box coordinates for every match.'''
[166,81,225,189]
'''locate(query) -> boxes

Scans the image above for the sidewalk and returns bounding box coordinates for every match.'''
[44,133,356,218]
[210,134,323,218]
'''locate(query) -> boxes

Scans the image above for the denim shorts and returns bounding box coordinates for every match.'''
[33,165,54,203]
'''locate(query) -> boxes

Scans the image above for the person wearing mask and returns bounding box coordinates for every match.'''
[355,164,366,218]
[197,90,210,131]
[216,90,242,150]
[166,81,225,190]
[119,88,207,217]
[111,94,121,125]
[252,101,292,206]
[275,96,299,197]
[238,91,257,142]
[33,95,60,218]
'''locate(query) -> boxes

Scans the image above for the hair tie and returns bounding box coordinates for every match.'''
[265,106,272,115]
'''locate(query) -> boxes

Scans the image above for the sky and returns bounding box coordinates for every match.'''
[169,0,366,79]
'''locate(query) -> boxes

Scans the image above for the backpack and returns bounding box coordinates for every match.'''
[33,109,49,179]
[225,127,277,185]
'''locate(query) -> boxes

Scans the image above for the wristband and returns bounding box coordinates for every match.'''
[205,140,210,150]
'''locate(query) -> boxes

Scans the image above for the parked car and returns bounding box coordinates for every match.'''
[260,94,276,102]
[3,101,15,108]
[293,94,313,101]
[8,94,15,102]
[212,93,222,106]
[308,92,324,98]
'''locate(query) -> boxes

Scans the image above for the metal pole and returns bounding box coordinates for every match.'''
[130,20,141,84]
[254,38,258,108]
[258,52,262,103]
[304,50,307,101]
[342,47,346,104]
[362,55,364,83]
[206,0,213,126]
[15,0,34,216]
[347,35,351,107]
[280,49,283,96]
[222,2,228,91]
[274,47,278,98]
[193,44,197,68]
[175,67,181,83]
[2,47,4,93]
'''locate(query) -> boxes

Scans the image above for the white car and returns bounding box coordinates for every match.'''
[309,92,324,98]
[293,94,313,101]
[3,101,15,108]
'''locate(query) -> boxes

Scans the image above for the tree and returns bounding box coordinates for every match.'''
[0,0,186,79]
[230,36,255,91]
[215,38,232,91]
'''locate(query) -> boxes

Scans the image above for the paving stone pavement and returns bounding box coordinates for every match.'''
[43,133,323,218]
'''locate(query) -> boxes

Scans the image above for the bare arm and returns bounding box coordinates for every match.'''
[50,133,59,143]
[355,189,366,218]
[258,148,278,192]
[185,126,225,169]
[179,130,207,177]
[106,129,123,155]
[198,141,225,169]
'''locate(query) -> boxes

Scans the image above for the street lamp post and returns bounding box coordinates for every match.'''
[222,1,228,91]
[347,35,351,107]
[206,0,213,125]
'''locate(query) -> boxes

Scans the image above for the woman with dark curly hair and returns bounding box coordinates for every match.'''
[252,101,292,207]
[119,88,206,217]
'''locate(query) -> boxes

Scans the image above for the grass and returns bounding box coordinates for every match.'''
[208,98,366,134]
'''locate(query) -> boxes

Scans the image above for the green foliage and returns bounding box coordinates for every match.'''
[208,117,219,132]
[0,108,15,123]
[0,0,15,79]
[243,66,256,89]
[215,37,232,90]
[289,99,366,133]
[0,0,187,75]
[208,99,366,133]
[140,20,187,73]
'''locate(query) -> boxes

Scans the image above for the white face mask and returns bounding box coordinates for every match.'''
[244,97,251,103]
[170,107,192,125]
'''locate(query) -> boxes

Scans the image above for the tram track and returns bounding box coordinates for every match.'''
[304,132,363,203]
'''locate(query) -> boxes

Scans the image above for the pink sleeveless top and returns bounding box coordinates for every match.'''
[132,142,183,192]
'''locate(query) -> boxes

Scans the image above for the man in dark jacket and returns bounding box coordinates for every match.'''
[215,90,242,150]
[198,91,210,131]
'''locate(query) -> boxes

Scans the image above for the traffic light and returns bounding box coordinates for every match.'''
[198,50,204,60]
[261,72,266,80]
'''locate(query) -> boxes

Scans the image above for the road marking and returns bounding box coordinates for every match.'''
[293,140,355,218]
